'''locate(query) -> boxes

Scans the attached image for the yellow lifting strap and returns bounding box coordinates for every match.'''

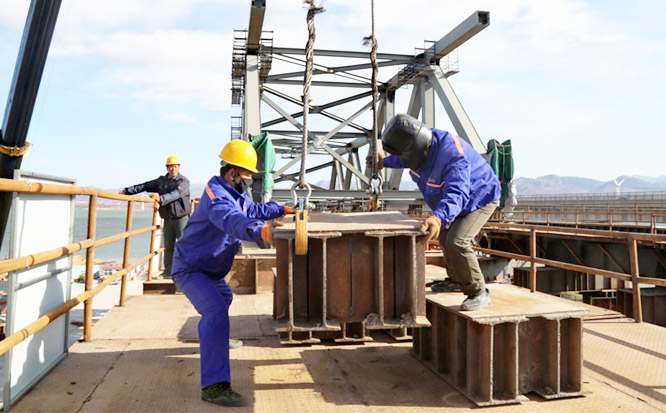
[0,142,32,157]
[291,182,311,256]
[295,209,308,255]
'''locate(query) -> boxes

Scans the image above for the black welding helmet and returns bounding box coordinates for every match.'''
[381,114,433,170]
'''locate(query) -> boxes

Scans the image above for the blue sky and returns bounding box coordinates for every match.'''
[1,0,664,191]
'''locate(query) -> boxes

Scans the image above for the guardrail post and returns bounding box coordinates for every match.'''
[628,237,643,322]
[147,202,158,281]
[120,201,133,306]
[635,204,639,226]
[83,194,97,341]
[530,228,537,292]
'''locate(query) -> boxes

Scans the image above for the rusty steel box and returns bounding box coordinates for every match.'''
[273,211,430,344]
[414,284,587,406]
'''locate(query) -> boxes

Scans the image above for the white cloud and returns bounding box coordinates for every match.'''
[0,2,30,30]
[159,112,197,123]
[51,29,232,111]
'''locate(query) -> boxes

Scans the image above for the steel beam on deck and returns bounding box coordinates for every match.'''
[273,212,429,345]
[414,286,586,406]
[0,0,62,246]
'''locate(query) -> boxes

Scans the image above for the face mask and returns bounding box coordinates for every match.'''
[233,170,253,193]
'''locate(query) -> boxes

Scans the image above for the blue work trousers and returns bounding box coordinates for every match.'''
[173,269,233,388]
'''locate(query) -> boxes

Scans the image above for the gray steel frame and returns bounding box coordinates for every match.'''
[234,7,490,198]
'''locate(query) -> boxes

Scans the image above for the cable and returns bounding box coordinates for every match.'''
[300,0,324,188]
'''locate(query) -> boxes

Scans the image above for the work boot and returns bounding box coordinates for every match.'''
[229,338,243,349]
[460,289,491,311]
[202,382,247,407]
[431,278,462,293]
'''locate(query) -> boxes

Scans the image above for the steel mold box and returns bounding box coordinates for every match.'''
[273,211,430,344]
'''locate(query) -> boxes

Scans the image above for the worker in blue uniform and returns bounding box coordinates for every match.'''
[377,114,501,311]
[171,139,294,407]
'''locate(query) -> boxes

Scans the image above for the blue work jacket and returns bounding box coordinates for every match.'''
[383,128,500,229]
[172,176,284,280]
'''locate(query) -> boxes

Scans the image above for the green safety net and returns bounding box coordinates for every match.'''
[250,132,276,195]
[486,139,513,208]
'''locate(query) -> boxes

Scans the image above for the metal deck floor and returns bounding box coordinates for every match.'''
[12,291,666,412]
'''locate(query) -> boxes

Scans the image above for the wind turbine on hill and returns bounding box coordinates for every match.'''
[613,178,625,199]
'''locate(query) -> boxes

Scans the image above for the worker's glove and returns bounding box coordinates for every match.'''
[261,220,285,245]
[283,205,296,215]
[365,151,385,170]
[420,216,441,242]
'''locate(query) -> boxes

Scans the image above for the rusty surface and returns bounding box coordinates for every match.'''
[414,284,587,406]
[227,256,276,294]
[13,293,666,412]
[274,212,430,345]
[616,287,666,326]
[579,290,617,311]
[513,266,598,293]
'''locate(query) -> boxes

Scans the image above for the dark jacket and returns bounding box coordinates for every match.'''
[124,174,191,219]
[172,175,284,280]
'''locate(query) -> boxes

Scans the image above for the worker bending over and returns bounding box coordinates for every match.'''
[378,114,500,311]
[171,140,293,407]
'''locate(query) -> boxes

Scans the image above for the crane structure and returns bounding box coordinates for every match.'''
[233,1,490,205]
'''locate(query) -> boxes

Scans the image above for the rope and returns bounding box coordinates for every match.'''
[363,0,379,180]
[0,142,32,157]
[301,0,324,188]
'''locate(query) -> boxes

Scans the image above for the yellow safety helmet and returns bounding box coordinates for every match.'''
[219,140,258,173]
[166,156,181,166]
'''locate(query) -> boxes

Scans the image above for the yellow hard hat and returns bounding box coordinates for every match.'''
[166,156,181,166]
[219,140,258,173]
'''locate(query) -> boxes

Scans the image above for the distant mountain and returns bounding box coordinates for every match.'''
[516,175,603,195]
[516,175,666,195]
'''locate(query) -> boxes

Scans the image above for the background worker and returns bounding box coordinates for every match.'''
[120,156,190,279]
[375,114,501,311]
[171,140,293,407]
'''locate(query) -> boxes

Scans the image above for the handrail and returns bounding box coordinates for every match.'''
[0,225,160,274]
[483,222,666,243]
[479,222,666,323]
[0,177,152,202]
[0,249,161,356]
[0,177,164,355]
[493,202,666,234]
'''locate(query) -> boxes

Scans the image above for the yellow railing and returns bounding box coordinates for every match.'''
[0,177,164,356]
[477,222,666,322]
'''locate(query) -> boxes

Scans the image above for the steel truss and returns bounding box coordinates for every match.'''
[234,2,490,203]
